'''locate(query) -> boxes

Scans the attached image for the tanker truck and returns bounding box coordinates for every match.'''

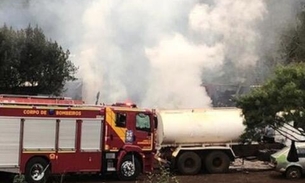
[154,107,284,175]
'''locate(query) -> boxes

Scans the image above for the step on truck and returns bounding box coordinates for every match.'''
[0,94,156,183]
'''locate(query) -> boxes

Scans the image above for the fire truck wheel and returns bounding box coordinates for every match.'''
[25,157,50,183]
[117,155,141,181]
[205,151,230,173]
[177,151,201,175]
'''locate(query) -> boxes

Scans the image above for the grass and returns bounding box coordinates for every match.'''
[143,162,179,183]
[13,174,25,183]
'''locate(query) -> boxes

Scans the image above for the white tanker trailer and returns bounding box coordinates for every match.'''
[154,107,284,175]
[156,108,245,146]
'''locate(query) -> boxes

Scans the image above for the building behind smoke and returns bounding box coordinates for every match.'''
[203,83,257,107]
[61,79,83,100]
[62,80,256,107]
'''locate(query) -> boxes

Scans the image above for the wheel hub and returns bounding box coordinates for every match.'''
[213,157,222,167]
[185,158,195,168]
[289,171,298,178]
[121,161,135,177]
[30,164,44,181]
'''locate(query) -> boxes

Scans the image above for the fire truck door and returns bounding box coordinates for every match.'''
[0,118,20,168]
[77,119,103,171]
[54,119,103,173]
[133,112,153,151]
[105,108,127,151]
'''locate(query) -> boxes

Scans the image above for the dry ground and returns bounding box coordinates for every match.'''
[1,170,304,183]
[1,159,304,183]
[39,170,305,183]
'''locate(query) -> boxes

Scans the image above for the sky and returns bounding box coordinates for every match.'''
[0,0,304,108]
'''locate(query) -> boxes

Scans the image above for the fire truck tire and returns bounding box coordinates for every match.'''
[117,155,141,181]
[205,151,230,173]
[25,157,50,183]
[177,151,201,175]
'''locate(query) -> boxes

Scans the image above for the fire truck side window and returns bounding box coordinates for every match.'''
[116,113,127,127]
[136,113,151,132]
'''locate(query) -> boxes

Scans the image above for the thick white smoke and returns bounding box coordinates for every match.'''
[142,34,223,108]
[0,0,303,108]
[142,0,267,108]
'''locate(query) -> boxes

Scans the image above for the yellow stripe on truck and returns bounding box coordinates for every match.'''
[106,107,126,143]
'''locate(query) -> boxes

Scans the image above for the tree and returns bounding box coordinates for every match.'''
[0,24,77,95]
[236,63,305,142]
[281,11,305,64]
[0,25,20,90]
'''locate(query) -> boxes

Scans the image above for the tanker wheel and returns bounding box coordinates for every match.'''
[117,155,141,181]
[177,151,201,175]
[25,157,50,183]
[205,151,230,173]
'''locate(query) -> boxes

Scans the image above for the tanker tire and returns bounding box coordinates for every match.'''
[205,151,230,173]
[25,157,50,183]
[117,155,141,181]
[177,152,201,175]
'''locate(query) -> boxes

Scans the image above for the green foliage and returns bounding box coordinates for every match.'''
[145,163,179,183]
[236,63,305,141]
[0,24,77,95]
[13,174,25,183]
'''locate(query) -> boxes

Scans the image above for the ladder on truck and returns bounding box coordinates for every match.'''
[0,94,84,106]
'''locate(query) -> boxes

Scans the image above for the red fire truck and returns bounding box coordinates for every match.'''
[0,94,155,183]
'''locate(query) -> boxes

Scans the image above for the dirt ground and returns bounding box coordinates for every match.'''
[28,170,305,183]
[1,170,304,183]
[1,159,304,183]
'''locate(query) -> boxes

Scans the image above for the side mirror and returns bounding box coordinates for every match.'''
[154,116,158,129]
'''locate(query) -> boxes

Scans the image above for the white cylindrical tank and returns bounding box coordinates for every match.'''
[156,108,245,146]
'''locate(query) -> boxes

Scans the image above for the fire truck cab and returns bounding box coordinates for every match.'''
[0,95,155,182]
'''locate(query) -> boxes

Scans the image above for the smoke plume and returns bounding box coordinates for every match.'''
[0,0,303,108]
